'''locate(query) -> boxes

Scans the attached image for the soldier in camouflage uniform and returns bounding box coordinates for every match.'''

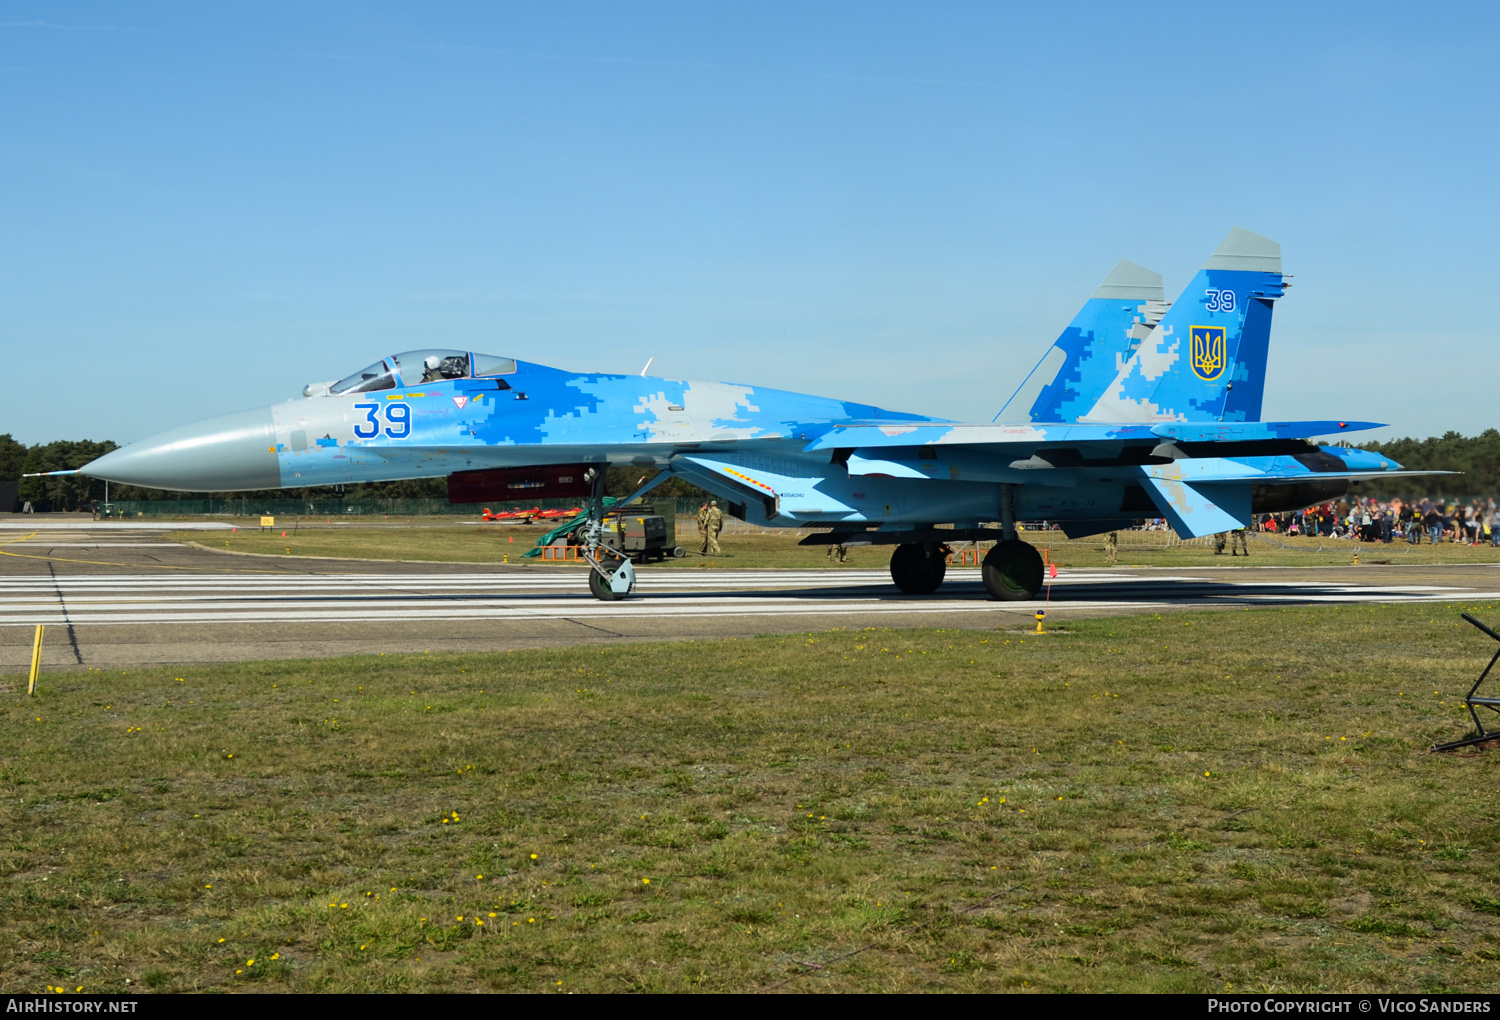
[1230,528,1249,556]
[705,500,723,555]
[1213,532,1227,555]
[696,502,710,555]
[1105,531,1118,566]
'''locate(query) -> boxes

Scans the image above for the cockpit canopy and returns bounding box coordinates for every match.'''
[329,350,518,395]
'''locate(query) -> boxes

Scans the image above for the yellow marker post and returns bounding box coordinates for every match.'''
[1034,610,1045,635]
[28,625,45,696]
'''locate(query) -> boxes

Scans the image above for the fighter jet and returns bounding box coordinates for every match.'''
[78,228,1428,601]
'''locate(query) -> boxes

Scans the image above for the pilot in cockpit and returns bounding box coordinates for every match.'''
[422,354,469,383]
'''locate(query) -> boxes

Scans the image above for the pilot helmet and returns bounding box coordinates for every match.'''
[424,355,442,371]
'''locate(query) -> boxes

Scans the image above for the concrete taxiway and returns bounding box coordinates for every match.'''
[4,518,1500,669]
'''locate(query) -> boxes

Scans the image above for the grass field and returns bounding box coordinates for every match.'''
[5,604,1500,993]
[164,521,1500,570]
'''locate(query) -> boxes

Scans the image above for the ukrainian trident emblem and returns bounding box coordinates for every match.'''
[1189,325,1227,382]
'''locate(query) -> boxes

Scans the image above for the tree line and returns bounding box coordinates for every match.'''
[1353,430,1500,501]
[0,435,710,511]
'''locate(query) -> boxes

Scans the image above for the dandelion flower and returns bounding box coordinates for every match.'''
[642,878,650,885]
[270,954,279,960]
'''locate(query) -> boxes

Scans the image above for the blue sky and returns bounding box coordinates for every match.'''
[3,1,1496,446]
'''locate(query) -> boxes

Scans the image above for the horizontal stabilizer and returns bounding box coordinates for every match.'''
[803,418,1385,452]
[1151,421,1384,442]
[1140,477,1250,538]
[1255,469,1460,484]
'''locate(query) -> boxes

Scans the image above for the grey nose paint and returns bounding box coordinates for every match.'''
[79,406,282,492]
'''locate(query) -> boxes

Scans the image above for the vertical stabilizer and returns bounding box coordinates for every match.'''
[995,260,1167,423]
[1079,227,1286,423]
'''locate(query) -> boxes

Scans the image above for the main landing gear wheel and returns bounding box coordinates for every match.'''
[982,540,1044,601]
[889,542,949,594]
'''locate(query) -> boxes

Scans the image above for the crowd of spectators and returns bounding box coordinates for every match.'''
[1256,497,1500,545]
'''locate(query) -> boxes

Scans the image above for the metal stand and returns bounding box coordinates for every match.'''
[1432,613,1500,752]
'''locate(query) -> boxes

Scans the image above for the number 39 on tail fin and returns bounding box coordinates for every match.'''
[1080,226,1286,424]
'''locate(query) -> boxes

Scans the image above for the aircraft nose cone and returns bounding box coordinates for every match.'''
[81,407,282,492]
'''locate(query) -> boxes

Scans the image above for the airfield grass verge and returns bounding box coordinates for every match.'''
[170,522,1500,570]
[4,604,1500,993]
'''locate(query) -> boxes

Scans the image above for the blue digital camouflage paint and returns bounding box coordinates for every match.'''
[1082,227,1286,424]
[997,259,1167,424]
[80,227,1441,575]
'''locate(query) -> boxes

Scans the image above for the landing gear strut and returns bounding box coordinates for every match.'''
[890,542,950,594]
[981,540,1044,601]
[582,467,635,600]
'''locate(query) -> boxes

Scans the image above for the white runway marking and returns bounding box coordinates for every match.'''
[0,521,233,530]
[0,569,1495,627]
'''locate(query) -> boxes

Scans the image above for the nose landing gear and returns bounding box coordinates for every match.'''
[581,465,670,600]
[586,548,635,600]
